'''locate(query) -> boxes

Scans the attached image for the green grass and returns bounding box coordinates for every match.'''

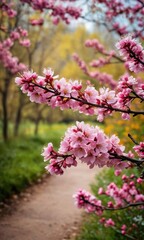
[0,122,69,202]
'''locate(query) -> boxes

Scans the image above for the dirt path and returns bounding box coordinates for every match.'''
[0,164,100,240]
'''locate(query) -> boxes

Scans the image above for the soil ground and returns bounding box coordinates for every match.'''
[0,163,100,240]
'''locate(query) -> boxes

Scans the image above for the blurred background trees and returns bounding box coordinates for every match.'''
[0,16,125,140]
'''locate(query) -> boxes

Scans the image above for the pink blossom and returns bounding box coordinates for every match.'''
[3,38,13,48]
[122,174,128,181]
[114,170,122,176]
[10,31,20,40]
[41,143,54,161]
[21,0,81,24]
[107,201,114,208]
[116,36,144,73]
[137,178,143,184]
[135,194,144,202]
[30,18,44,26]
[121,224,127,235]
[104,218,115,227]
[7,9,17,18]
[117,74,138,90]
[85,39,106,54]
[133,142,144,158]
[108,134,125,155]
[19,39,31,47]
[84,86,98,103]
[98,187,104,195]
[136,83,144,99]
[73,189,103,215]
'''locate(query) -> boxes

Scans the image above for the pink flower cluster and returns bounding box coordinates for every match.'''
[104,218,115,227]
[1,0,17,18]
[42,143,77,175]
[0,27,31,73]
[92,0,144,38]
[41,121,130,175]
[116,74,144,119]
[100,218,128,235]
[73,173,144,216]
[15,68,122,121]
[90,56,114,68]
[74,171,144,236]
[116,36,144,73]
[30,18,44,26]
[112,22,128,35]
[73,45,118,89]
[72,53,89,75]
[0,41,26,74]
[99,173,144,208]
[15,63,144,121]
[85,39,107,54]
[73,189,103,215]
[21,0,81,24]
[133,142,144,159]
[73,52,117,89]
[88,71,117,90]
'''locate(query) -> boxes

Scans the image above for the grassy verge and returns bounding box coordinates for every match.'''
[0,123,68,202]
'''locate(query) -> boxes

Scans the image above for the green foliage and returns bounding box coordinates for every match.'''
[76,214,116,240]
[0,137,44,201]
[0,123,67,202]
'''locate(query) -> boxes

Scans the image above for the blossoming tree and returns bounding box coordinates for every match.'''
[1,0,144,238]
[15,35,144,235]
[0,0,81,140]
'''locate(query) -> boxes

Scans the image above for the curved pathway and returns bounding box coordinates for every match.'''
[0,164,100,240]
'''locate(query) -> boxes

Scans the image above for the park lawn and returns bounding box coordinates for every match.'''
[0,123,68,202]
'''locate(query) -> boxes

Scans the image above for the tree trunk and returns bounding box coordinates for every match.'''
[34,118,40,135]
[2,75,10,141]
[14,92,24,136]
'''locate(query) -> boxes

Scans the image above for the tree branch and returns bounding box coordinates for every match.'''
[32,82,144,116]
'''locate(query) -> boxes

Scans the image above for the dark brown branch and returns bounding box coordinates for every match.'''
[109,152,144,166]
[128,134,139,145]
[104,202,144,211]
[128,47,144,66]
[82,196,144,211]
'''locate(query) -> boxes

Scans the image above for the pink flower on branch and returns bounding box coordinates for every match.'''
[39,121,144,176]
[15,68,144,120]
[133,142,144,158]
[91,0,144,38]
[73,173,144,220]
[73,189,103,215]
[85,39,107,54]
[104,218,115,227]
[30,18,44,26]
[73,49,119,89]
[19,39,31,47]
[116,36,144,73]
[20,0,81,24]
[1,1,17,18]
